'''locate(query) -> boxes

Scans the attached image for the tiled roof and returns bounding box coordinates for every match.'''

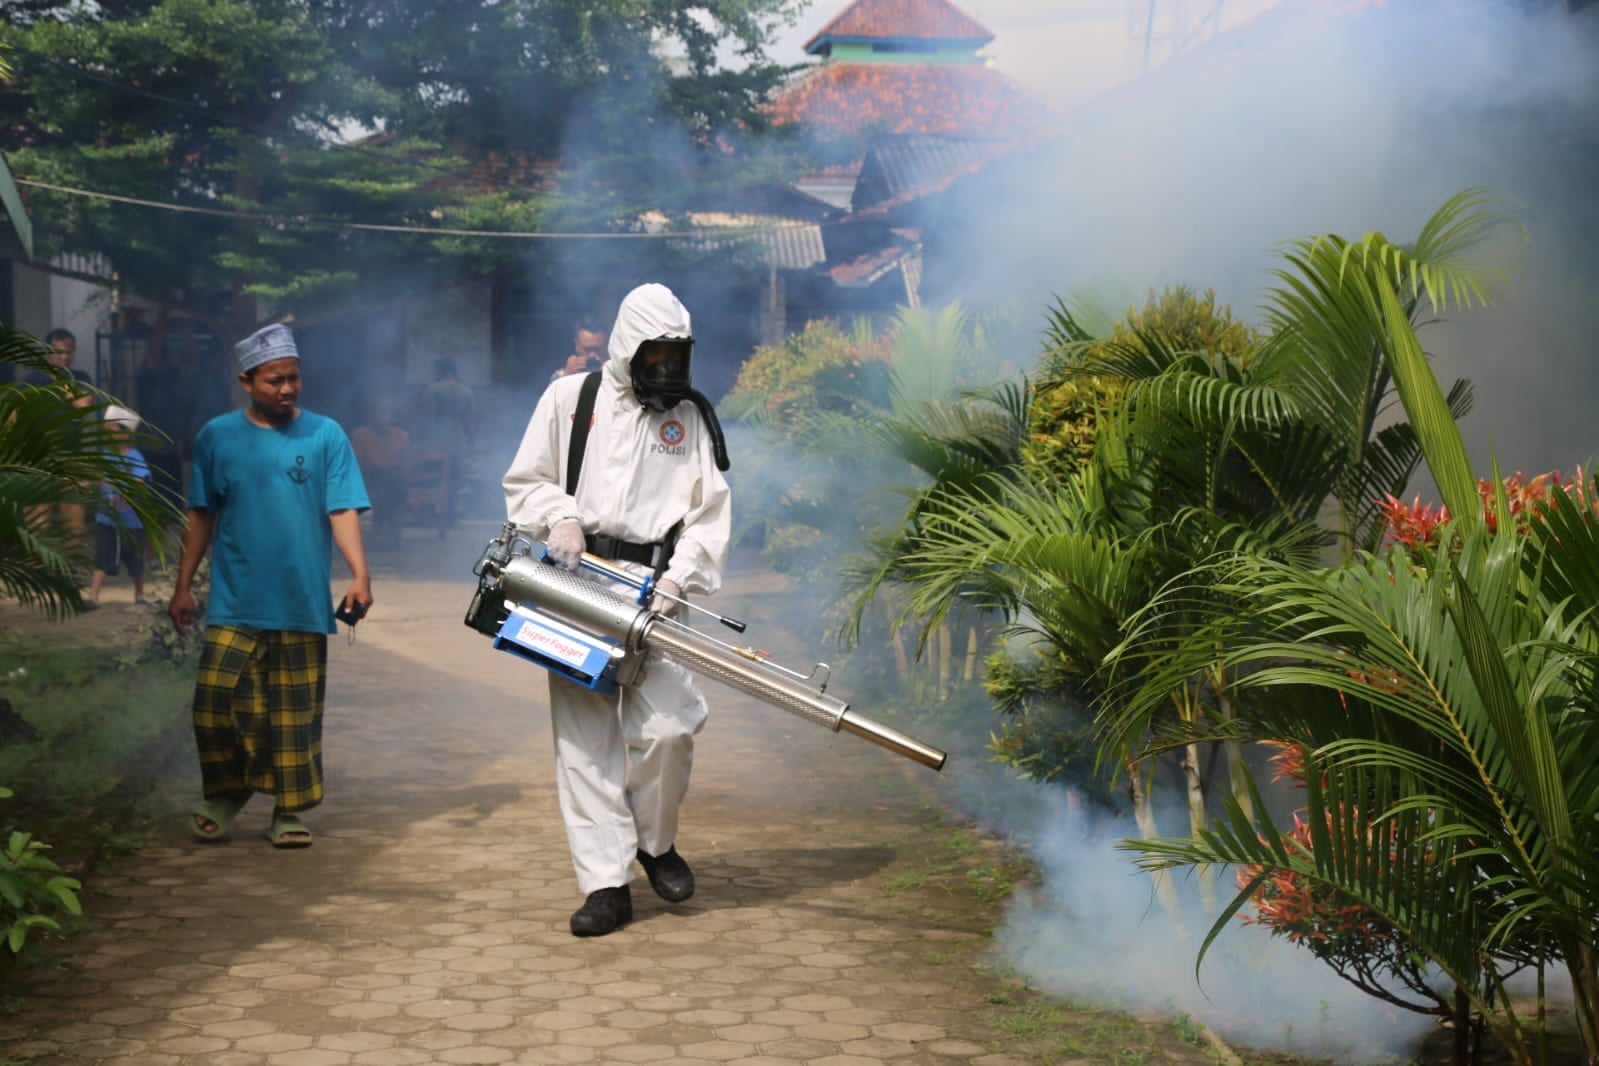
[752,223,828,269]
[767,62,1050,140]
[668,218,827,270]
[828,241,917,287]
[804,0,993,53]
[850,134,998,212]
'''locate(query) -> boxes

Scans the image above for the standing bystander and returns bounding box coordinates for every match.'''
[87,405,151,606]
[424,357,474,519]
[25,328,93,394]
[23,328,95,562]
[167,323,372,849]
[549,317,608,383]
[350,397,411,549]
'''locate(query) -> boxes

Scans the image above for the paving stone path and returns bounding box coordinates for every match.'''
[0,520,1034,1065]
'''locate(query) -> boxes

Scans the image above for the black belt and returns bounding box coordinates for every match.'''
[585,533,668,567]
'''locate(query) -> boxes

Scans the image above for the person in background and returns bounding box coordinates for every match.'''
[168,322,372,849]
[424,357,474,518]
[425,357,473,449]
[21,328,95,562]
[87,405,151,606]
[550,317,608,383]
[26,328,93,393]
[504,283,732,937]
[351,397,411,550]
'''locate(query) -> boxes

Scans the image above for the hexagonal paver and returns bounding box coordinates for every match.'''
[0,555,1106,1066]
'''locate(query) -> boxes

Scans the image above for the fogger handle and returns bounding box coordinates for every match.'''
[576,551,746,632]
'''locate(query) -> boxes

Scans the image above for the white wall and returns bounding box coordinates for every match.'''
[11,264,113,383]
[9,261,53,341]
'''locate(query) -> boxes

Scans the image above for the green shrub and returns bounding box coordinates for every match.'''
[114,559,209,669]
[0,787,83,956]
[1026,286,1264,487]
[983,648,1123,812]
[722,318,898,589]
[0,640,195,817]
[722,317,894,430]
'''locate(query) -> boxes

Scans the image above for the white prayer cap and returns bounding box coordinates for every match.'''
[103,404,141,432]
[235,323,299,374]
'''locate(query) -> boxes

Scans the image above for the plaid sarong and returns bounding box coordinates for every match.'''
[192,626,329,814]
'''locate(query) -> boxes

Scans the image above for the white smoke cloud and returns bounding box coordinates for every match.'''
[918,0,1599,477]
[777,0,1598,1056]
[947,759,1437,1060]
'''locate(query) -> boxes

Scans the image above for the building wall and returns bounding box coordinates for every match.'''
[826,41,982,63]
[50,275,109,367]
[9,260,53,342]
[6,263,113,384]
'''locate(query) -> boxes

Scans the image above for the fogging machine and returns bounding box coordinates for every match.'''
[464,523,946,771]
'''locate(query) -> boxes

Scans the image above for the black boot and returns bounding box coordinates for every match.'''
[636,846,695,902]
[570,886,632,937]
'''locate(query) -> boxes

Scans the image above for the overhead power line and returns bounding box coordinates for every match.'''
[14,176,807,240]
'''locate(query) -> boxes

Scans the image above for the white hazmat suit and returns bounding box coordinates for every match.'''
[503,283,732,895]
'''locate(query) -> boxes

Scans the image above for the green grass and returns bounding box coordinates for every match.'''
[879,809,1034,905]
[0,632,195,858]
[0,625,196,998]
[987,996,1172,1064]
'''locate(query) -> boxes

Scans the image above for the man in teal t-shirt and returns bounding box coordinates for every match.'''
[168,322,372,849]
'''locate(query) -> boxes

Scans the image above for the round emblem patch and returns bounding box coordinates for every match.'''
[659,421,685,446]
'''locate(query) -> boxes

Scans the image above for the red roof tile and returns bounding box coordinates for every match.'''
[804,0,993,53]
[828,242,914,286]
[767,62,1049,140]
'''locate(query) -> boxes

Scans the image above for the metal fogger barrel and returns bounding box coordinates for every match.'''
[466,528,946,771]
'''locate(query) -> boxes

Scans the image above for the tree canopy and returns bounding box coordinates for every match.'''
[0,0,800,333]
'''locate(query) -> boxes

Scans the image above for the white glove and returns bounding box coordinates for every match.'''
[546,519,586,570]
[650,578,682,616]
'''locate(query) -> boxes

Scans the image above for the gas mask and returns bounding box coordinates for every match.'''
[630,338,694,412]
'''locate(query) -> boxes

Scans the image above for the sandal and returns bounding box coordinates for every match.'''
[191,795,247,842]
[264,813,314,849]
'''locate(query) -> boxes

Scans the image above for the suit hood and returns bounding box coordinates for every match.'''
[607,283,693,387]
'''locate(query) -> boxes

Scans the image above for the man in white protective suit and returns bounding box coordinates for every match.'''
[503,282,733,937]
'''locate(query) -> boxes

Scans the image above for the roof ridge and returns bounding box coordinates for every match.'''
[803,0,994,55]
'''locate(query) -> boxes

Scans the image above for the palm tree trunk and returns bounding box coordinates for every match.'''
[1170,687,1216,912]
[1211,666,1255,823]
[937,623,952,698]
[963,624,980,682]
[1564,942,1599,1066]
[883,600,910,679]
[1127,755,1183,922]
[1452,985,1471,1066]
[1180,740,1217,914]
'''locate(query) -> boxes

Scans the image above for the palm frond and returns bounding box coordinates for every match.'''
[1375,277,1480,521]
[1041,294,1101,350]
[0,321,186,617]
